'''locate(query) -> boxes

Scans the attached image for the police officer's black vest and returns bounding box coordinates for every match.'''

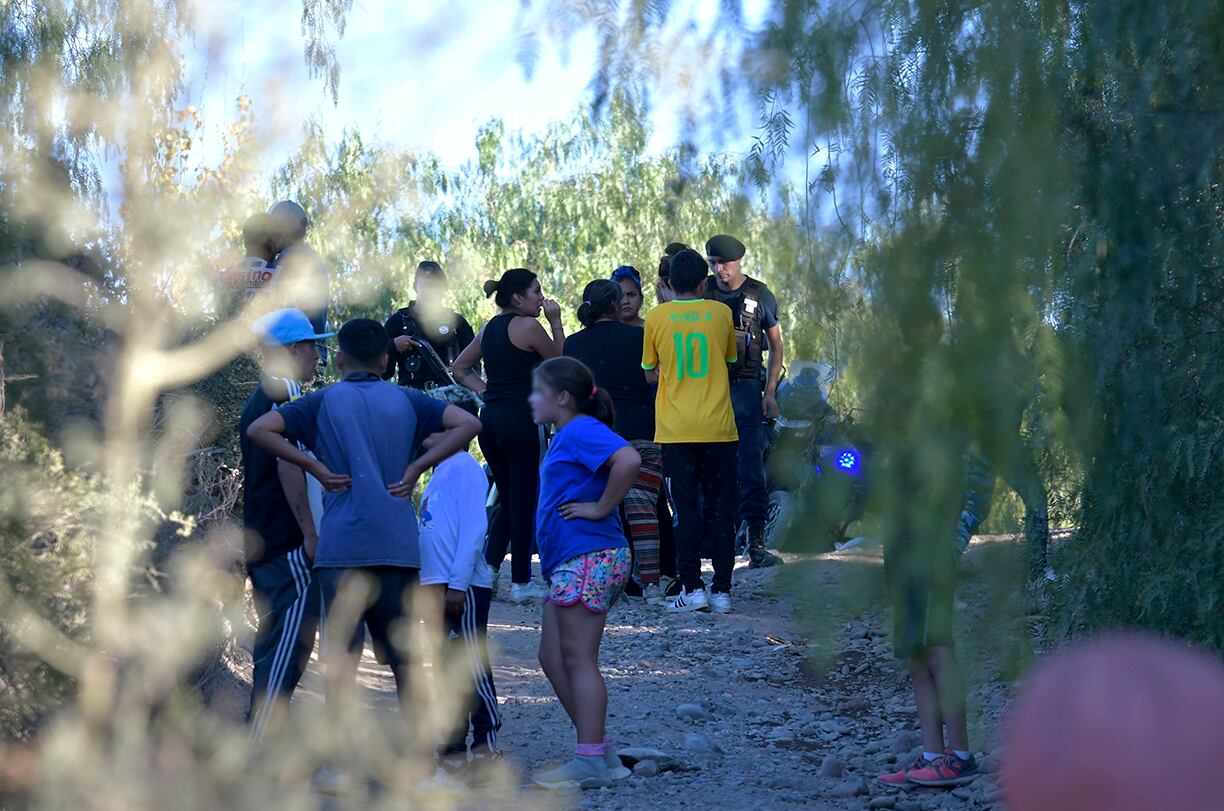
[394,306,463,386]
[705,276,766,380]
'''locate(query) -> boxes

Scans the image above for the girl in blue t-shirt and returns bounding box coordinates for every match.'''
[528,356,641,790]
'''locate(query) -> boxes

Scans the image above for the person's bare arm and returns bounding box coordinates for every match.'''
[763,324,784,419]
[451,330,487,395]
[278,460,318,558]
[514,301,565,359]
[644,368,659,385]
[387,406,482,498]
[247,410,351,491]
[655,277,675,304]
[557,446,642,521]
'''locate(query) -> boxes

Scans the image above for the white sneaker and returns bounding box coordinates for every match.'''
[665,586,709,613]
[642,582,666,605]
[533,755,611,790]
[511,581,547,603]
[708,591,732,614]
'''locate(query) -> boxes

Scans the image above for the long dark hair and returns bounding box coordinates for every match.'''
[534,356,616,428]
[576,279,622,327]
[483,268,537,309]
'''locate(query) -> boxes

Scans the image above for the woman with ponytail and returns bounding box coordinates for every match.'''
[452,268,565,603]
[528,356,640,789]
[565,279,666,603]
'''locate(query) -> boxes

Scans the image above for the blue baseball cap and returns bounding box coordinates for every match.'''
[253,308,335,347]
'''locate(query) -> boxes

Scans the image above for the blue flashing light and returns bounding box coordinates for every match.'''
[835,448,861,474]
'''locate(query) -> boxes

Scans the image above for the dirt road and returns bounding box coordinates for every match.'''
[263,538,1018,810]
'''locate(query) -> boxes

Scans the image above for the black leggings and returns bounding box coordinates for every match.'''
[480,400,541,584]
[657,487,677,579]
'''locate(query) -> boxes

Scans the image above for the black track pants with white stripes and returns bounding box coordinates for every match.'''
[246,547,320,741]
[440,586,502,755]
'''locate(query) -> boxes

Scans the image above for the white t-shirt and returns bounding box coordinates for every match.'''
[222,256,277,295]
[418,452,491,591]
[278,377,323,536]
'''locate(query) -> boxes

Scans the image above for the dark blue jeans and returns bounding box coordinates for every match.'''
[730,379,769,527]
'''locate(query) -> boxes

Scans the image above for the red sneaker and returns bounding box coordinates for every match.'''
[906,750,979,787]
[878,753,931,786]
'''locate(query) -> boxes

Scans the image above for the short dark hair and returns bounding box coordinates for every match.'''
[658,242,688,279]
[242,213,274,249]
[416,260,444,278]
[338,318,389,364]
[668,248,708,294]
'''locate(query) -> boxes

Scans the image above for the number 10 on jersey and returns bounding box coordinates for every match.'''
[671,332,709,379]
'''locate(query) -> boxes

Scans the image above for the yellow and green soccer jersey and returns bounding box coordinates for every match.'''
[642,299,739,444]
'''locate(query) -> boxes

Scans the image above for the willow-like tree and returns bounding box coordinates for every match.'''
[524,0,1223,645]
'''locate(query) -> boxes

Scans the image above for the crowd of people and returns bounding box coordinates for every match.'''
[232,201,979,793]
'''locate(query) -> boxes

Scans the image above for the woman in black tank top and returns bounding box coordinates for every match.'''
[481,313,542,402]
[453,269,565,600]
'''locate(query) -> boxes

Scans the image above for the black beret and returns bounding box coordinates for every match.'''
[705,234,746,261]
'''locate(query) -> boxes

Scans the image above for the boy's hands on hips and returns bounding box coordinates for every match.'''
[558,501,608,521]
[445,588,466,615]
[308,460,351,492]
[388,462,425,498]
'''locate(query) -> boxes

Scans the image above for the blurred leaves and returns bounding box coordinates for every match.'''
[272,90,848,368]
[0,1,1221,807]
[518,1,1224,648]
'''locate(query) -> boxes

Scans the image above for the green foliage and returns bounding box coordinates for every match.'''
[0,4,1219,807]
[525,0,1224,646]
[1048,2,1224,645]
[750,0,1224,646]
[274,92,847,367]
[0,410,99,737]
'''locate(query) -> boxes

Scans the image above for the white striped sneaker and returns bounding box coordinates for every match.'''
[665,587,709,613]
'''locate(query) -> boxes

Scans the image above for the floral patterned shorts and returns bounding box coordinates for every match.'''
[546,547,631,614]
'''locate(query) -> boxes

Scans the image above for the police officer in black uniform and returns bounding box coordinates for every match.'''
[704,234,785,568]
[383,261,477,407]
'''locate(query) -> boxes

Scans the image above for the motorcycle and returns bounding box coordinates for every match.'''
[742,362,871,551]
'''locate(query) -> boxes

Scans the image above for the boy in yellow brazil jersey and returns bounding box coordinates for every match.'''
[642,248,740,614]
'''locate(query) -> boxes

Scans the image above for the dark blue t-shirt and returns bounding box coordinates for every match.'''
[535,415,630,579]
[277,372,447,569]
[238,377,303,564]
